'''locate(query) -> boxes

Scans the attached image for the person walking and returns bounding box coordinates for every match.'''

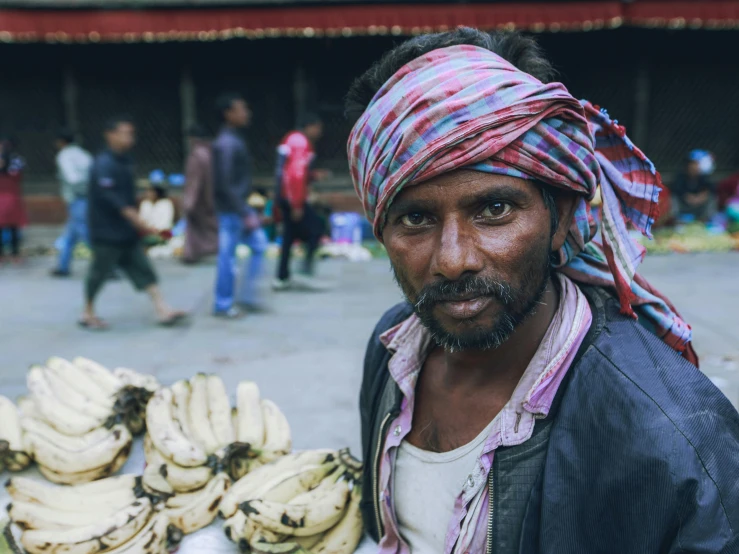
[0,136,27,264]
[212,93,267,318]
[181,124,218,264]
[272,113,328,290]
[51,129,93,277]
[80,115,186,330]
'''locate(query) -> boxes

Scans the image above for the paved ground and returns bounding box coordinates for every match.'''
[1,236,737,458]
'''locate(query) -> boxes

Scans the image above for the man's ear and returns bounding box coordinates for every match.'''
[551,191,579,253]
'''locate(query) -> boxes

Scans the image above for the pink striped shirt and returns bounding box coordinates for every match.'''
[376,274,593,554]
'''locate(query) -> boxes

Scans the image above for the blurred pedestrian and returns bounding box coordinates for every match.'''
[671,150,716,222]
[51,129,93,277]
[272,113,329,290]
[139,173,175,233]
[182,124,218,264]
[0,136,27,264]
[81,115,186,330]
[212,93,267,318]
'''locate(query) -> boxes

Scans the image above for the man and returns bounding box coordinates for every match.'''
[81,115,186,330]
[182,124,218,264]
[347,29,739,553]
[51,129,93,277]
[272,113,327,290]
[671,149,716,222]
[212,93,267,317]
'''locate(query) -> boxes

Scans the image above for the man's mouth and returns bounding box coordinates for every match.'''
[434,295,494,320]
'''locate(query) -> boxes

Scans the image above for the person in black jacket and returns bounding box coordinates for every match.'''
[81,115,186,330]
[346,28,739,553]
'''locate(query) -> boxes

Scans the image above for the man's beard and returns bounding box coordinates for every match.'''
[391,249,552,353]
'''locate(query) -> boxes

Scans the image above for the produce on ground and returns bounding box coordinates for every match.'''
[0,395,32,473]
[221,448,364,554]
[15,358,157,484]
[5,474,184,554]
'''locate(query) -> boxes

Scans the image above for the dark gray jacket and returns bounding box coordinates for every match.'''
[360,286,739,553]
[88,149,138,245]
[212,127,251,215]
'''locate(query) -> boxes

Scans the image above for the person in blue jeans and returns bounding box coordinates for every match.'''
[212,92,266,318]
[51,129,93,277]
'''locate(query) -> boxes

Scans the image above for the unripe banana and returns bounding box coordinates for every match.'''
[72,357,123,397]
[207,374,235,448]
[6,474,140,512]
[143,433,214,493]
[312,486,363,554]
[146,387,207,467]
[27,365,102,436]
[25,424,131,474]
[242,479,350,537]
[188,373,221,455]
[165,472,230,535]
[46,356,113,409]
[237,381,265,448]
[21,497,152,554]
[260,399,291,461]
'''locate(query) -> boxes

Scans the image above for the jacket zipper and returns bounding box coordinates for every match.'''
[373,411,394,539]
[486,464,495,554]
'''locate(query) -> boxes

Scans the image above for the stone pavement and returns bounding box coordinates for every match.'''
[0,247,737,458]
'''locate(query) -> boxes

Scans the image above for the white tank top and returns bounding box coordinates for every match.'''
[394,418,496,553]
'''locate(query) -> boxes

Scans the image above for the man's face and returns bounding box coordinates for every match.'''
[305,122,324,142]
[226,100,252,129]
[687,160,701,178]
[106,122,136,153]
[382,171,558,352]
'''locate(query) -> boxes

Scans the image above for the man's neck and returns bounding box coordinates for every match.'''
[438,277,561,391]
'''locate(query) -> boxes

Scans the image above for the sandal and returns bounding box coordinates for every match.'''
[78,316,109,331]
[158,311,189,327]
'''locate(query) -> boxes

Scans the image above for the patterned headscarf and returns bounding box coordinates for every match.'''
[348,44,697,364]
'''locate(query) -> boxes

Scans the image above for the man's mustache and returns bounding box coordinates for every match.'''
[414,276,514,312]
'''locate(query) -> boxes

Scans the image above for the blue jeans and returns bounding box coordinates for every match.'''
[57,198,89,273]
[214,213,268,312]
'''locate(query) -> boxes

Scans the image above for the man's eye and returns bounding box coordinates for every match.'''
[480,202,512,218]
[400,213,429,227]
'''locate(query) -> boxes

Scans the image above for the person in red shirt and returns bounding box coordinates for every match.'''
[272,113,328,289]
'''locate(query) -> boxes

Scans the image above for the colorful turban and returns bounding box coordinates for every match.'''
[348,44,697,364]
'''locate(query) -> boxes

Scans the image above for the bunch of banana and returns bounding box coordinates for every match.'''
[4,474,183,554]
[144,377,291,491]
[0,395,32,472]
[221,448,364,554]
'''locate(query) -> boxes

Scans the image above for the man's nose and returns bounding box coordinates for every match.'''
[429,216,484,282]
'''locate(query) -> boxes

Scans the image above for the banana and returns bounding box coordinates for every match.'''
[8,497,143,531]
[232,407,239,438]
[27,365,101,435]
[37,444,130,485]
[21,417,112,451]
[170,380,196,442]
[312,486,363,554]
[0,395,31,471]
[21,497,152,554]
[224,510,248,543]
[260,399,292,461]
[242,478,350,537]
[248,524,285,549]
[143,435,214,493]
[220,450,338,518]
[6,475,140,513]
[16,395,37,418]
[46,356,113,409]
[207,375,235,448]
[73,357,123,397]
[257,462,340,507]
[146,387,207,467]
[25,424,131,474]
[165,472,230,534]
[113,367,160,392]
[41,367,111,420]
[104,512,169,554]
[188,374,221,455]
[295,532,327,550]
[143,462,175,496]
[249,540,310,554]
[237,381,265,449]
[337,448,363,479]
